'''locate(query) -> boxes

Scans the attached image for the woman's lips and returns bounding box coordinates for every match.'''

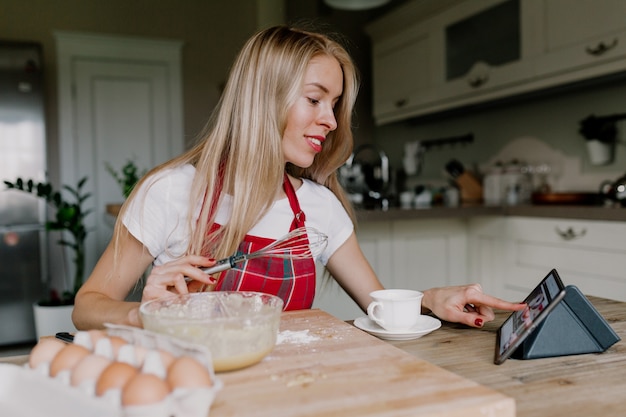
[306,136,324,153]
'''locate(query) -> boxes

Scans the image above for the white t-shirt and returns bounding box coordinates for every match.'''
[123,164,354,266]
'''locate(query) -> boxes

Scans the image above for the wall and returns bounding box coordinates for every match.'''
[1,0,288,298]
[375,75,626,194]
[0,0,271,185]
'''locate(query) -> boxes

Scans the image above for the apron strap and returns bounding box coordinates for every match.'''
[283,173,305,230]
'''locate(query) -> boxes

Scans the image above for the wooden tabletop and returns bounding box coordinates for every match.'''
[389,296,626,417]
[2,297,623,416]
[211,309,514,416]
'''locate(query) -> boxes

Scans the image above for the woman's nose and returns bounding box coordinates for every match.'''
[319,107,337,131]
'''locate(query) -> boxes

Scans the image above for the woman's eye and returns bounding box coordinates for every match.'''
[308,97,320,105]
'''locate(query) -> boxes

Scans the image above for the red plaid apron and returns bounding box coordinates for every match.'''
[211,174,316,310]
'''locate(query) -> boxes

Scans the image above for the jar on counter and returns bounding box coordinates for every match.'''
[501,160,532,205]
[483,161,504,206]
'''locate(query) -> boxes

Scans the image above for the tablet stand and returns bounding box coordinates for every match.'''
[511,285,620,360]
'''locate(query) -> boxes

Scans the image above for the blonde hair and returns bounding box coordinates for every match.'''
[116,25,359,262]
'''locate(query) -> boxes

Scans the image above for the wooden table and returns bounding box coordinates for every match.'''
[0,310,513,416]
[4,296,622,416]
[212,309,514,416]
[389,296,625,417]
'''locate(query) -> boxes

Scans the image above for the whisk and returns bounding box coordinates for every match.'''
[201,226,328,275]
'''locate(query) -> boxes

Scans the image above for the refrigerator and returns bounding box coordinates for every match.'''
[0,40,47,345]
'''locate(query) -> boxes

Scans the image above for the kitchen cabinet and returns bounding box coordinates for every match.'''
[528,0,626,87]
[368,25,436,123]
[315,210,626,320]
[366,0,626,124]
[468,216,626,302]
[313,218,469,319]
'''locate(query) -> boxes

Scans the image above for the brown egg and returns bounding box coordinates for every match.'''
[133,345,148,366]
[70,354,112,387]
[86,330,108,349]
[109,336,129,357]
[95,361,139,396]
[166,356,213,389]
[121,373,170,406]
[73,329,108,350]
[28,338,67,370]
[158,350,175,369]
[49,344,91,377]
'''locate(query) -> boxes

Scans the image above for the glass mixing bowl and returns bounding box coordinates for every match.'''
[140,292,284,372]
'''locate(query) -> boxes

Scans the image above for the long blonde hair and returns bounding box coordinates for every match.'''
[117,25,359,261]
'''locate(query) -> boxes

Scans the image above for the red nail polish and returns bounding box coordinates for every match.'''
[474,318,483,327]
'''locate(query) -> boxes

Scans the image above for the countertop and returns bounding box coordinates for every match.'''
[389,295,625,417]
[357,204,626,222]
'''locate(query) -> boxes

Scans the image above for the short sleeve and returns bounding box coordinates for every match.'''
[122,164,196,265]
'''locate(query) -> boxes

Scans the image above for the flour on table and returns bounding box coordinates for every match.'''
[276,330,319,345]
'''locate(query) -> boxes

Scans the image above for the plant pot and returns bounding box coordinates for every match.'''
[32,303,77,339]
[106,202,123,217]
[586,139,613,165]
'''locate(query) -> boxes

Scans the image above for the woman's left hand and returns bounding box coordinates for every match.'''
[422,284,526,328]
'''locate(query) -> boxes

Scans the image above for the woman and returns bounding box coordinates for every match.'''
[74,25,524,330]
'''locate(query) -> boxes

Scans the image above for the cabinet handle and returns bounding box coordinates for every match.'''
[394,98,408,108]
[555,227,587,241]
[586,38,618,56]
[467,74,489,88]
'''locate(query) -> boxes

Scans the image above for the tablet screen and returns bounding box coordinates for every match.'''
[494,269,566,364]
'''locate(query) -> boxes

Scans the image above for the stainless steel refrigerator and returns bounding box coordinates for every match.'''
[0,41,47,345]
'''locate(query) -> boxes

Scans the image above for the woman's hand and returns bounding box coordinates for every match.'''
[422,284,526,328]
[141,256,217,302]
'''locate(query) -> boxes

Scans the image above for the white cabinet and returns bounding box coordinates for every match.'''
[367,0,626,124]
[389,218,468,290]
[313,220,394,320]
[370,26,436,123]
[529,0,626,87]
[468,216,626,302]
[313,218,469,319]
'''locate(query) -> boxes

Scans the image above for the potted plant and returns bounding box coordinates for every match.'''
[579,114,626,165]
[105,159,145,215]
[3,176,91,337]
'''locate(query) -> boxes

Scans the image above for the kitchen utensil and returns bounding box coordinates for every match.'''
[600,173,626,206]
[201,226,328,276]
[445,159,483,203]
[531,192,602,206]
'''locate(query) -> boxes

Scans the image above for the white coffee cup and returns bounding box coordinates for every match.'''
[367,289,423,332]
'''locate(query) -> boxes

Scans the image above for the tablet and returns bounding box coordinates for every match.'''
[494,269,566,365]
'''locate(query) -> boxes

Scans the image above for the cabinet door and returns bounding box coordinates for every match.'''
[437,0,532,103]
[498,217,626,302]
[391,219,468,291]
[371,27,437,124]
[467,217,508,297]
[313,221,393,320]
[531,0,626,84]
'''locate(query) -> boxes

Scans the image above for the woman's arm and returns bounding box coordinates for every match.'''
[73,228,152,329]
[73,226,215,329]
[325,232,384,312]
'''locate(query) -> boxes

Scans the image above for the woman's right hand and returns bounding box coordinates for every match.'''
[141,255,217,302]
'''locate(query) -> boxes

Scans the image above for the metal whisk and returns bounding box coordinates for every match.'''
[201,226,328,275]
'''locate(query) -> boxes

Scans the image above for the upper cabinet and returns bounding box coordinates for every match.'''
[366,0,626,125]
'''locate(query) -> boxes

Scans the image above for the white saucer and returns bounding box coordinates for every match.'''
[353,315,441,341]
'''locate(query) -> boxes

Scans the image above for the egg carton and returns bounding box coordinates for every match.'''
[103,322,216,372]
[0,325,223,417]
